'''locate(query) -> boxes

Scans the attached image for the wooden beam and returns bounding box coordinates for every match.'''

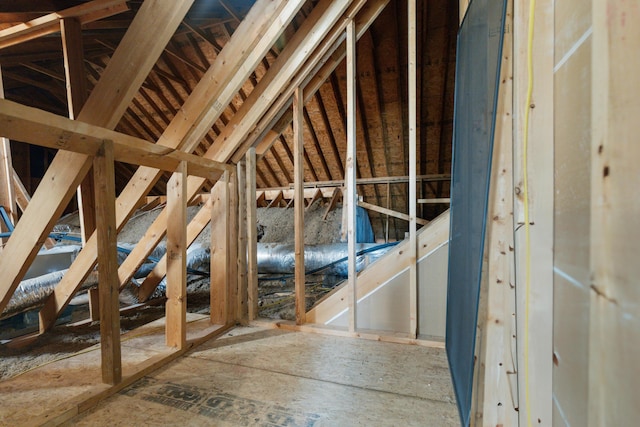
[246,147,258,321]
[589,1,640,424]
[30,0,195,330]
[135,199,211,299]
[0,100,229,179]
[165,162,187,349]
[267,190,284,208]
[61,16,96,246]
[358,200,429,226]
[346,19,357,333]
[513,0,554,423]
[408,0,417,339]
[472,7,517,423]
[252,0,391,161]
[236,159,248,323]
[294,87,306,326]
[0,67,16,244]
[417,198,451,204]
[210,0,364,164]
[323,187,342,220]
[56,0,305,318]
[0,0,128,49]
[305,188,323,211]
[93,140,121,385]
[210,173,229,325]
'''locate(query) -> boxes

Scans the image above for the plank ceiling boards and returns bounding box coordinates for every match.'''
[0,0,456,242]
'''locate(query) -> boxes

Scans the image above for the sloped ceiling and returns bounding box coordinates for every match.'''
[0,0,456,239]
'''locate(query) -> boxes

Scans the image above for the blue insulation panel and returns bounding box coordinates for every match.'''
[446,0,507,425]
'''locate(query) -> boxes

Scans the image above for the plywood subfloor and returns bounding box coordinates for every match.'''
[68,326,458,426]
[0,313,222,426]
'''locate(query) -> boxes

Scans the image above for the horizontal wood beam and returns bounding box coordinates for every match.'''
[417,198,450,204]
[358,200,429,225]
[0,99,231,179]
[0,0,128,49]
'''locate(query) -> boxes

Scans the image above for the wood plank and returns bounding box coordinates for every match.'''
[135,198,211,299]
[305,189,323,211]
[0,67,16,245]
[266,190,284,208]
[31,0,195,330]
[417,198,450,204]
[246,148,258,321]
[346,19,357,333]
[227,171,239,322]
[407,0,417,339]
[293,87,306,326]
[166,162,187,349]
[236,159,248,323]
[93,140,121,384]
[357,200,429,226]
[0,100,229,179]
[513,0,554,423]
[323,187,342,220]
[210,173,229,325]
[472,8,517,424]
[589,1,640,425]
[61,16,96,245]
[0,0,128,49]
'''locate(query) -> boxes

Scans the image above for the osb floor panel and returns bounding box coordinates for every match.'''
[0,313,218,426]
[68,326,459,426]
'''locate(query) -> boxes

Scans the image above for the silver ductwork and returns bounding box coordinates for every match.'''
[256,243,393,276]
[1,269,100,320]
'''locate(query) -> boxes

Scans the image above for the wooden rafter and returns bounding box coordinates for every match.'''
[0,0,128,50]
[0,0,195,319]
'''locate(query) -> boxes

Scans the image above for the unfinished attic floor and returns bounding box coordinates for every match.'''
[68,326,458,426]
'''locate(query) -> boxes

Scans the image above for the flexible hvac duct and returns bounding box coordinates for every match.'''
[256,242,393,276]
[1,269,100,320]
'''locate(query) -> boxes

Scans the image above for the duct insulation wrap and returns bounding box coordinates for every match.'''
[1,269,100,320]
[150,244,210,296]
[255,243,392,276]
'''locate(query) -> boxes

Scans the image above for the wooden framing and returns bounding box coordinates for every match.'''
[252,0,390,161]
[246,148,259,321]
[93,140,121,384]
[61,16,95,245]
[82,0,304,306]
[236,159,248,323]
[471,5,518,423]
[0,100,229,179]
[0,0,194,320]
[407,0,418,339]
[513,0,554,423]
[589,1,640,424]
[165,162,187,349]
[358,200,429,226]
[32,0,296,325]
[0,67,16,245]
[345,18,357,333]
[210,172,230,325]
[0,0,128,49]
[211,0,365,164]
[293,87,306,326]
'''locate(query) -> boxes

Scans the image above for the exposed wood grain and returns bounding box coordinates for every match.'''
[246,148,259,321]
[166,162,187,349]
[210,173,230,325]
[346,18,357,333]
[93,140,121,384]
[294,87,306,326]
